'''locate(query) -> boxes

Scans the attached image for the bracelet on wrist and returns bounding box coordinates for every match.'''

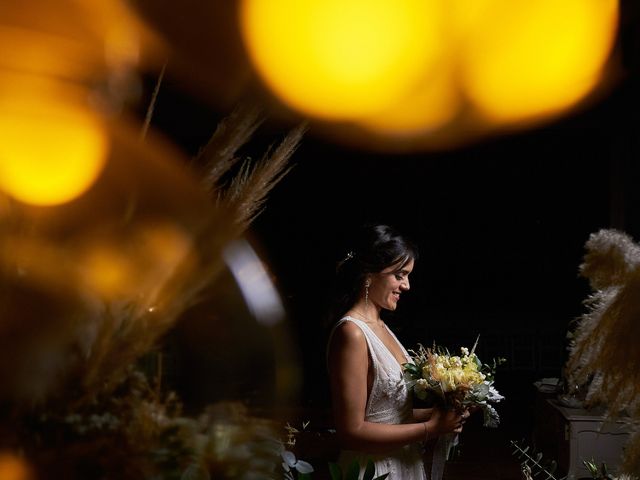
[423,422,430,442]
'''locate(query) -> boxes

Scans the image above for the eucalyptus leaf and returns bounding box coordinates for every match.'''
[281,450,297,467]
[295,460,314,474]
[363,459,375,480]
[403,364,420,376]
[345,460,360,480]
[329,462,342,480]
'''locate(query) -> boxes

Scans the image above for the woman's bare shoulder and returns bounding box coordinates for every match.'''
[328,320,368,371]
[332,319,365,344]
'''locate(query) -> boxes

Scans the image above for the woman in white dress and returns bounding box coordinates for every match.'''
[327,224,466,479]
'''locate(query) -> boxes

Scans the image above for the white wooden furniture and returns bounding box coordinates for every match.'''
[534,398,631,479]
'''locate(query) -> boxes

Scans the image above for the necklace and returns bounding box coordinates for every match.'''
[350,309,383,327]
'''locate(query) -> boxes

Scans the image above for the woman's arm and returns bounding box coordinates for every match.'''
[328,323,461,454]
[412,408,434,423]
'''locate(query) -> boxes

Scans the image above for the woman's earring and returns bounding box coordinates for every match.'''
[365,279,370,307]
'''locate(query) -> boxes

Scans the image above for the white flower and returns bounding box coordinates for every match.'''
[482,404,500,428]
[487,385,504,402]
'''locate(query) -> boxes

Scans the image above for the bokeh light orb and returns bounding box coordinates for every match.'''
[0,116,220,404]
[240,0,446,119]
[0,452,32,480]
[360,59,460,136]
[0,78,108,206]
[460,0,619,122]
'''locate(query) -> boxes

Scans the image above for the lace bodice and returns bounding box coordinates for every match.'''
[329,316,427,479]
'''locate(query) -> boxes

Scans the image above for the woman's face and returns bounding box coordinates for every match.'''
[368,258,414,311]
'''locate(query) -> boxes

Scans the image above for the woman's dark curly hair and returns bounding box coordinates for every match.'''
[328,224,418,326]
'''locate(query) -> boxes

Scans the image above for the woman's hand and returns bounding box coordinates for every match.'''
[426,407,468,436]
[467,404,482,415]
[458,408,471,432]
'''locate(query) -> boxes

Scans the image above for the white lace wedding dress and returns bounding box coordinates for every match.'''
[329,316,427,480]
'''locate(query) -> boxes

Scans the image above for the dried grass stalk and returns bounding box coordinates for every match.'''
[194,103,264,193]
[566,229,640,474]
[0,104,305,409]
[221,122,307,234]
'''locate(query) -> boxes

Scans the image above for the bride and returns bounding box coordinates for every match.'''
[327,224,465,479]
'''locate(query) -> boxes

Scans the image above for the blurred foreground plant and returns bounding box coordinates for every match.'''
[0,81,304,480]
[0,2,306,478]
[13,369,284,479]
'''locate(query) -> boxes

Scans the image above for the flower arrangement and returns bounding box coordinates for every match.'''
[403,337,505,427]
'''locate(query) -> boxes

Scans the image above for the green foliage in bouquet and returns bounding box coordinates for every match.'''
[403,337,505,427]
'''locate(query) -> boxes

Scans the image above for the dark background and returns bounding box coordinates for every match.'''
[145,1,640,446]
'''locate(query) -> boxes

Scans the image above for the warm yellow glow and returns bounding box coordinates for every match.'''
[360,58,459,136]
[0,453,31,480]
[82,247,131,296]
[80,223,192,299]
[0,1,156,80]
[0,81,108,206]
[460,0,619,122]
[240,0,446,119]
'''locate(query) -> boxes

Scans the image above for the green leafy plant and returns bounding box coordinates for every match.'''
[583,459,616,479]
[279,421,314,480]
[281,450,314,480]
[510,440,566,480]
[328,459,389,480]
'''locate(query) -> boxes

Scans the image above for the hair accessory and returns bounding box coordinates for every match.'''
[336,251,355,272]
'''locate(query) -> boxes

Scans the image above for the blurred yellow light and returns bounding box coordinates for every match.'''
[460,0,619,122]
[82,247,131,296]
[240,0,445,119]
[360,58,459,136]
[80,223,193,300]
[0,86,108,206]
[0,1,157,80]
[0,453,31,480]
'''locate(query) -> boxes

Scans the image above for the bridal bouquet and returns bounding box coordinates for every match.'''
[403,337,505,427]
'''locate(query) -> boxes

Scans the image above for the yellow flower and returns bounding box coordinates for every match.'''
[441,372,456,392]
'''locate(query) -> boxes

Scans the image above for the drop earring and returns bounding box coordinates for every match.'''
[365,279,370,307]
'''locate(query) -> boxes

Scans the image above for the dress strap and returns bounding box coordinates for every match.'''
[326,317,379,372]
